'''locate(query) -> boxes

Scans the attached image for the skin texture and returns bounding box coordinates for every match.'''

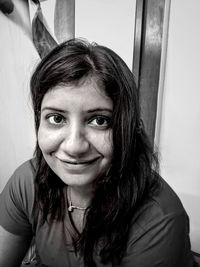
[38,78,113,206]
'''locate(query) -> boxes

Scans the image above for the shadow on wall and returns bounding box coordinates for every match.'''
[179,192,200,254]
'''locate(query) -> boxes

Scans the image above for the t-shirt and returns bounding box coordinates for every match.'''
[0,159,196,267]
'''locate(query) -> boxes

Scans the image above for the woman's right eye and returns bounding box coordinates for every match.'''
[46,114,66,125]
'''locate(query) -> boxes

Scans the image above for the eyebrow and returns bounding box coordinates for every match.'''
[41,107,66,113]
[87,108,113,113]
[41,107,113,113]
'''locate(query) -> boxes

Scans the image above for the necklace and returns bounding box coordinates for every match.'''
[67,186,88,212]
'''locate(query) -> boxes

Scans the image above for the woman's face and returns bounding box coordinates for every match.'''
[38,79,113,190]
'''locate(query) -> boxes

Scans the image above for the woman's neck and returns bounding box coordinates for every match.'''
[67,184,94,209]
[67,185,94,233]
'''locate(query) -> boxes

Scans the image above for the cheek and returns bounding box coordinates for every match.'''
[38,126,60,154]
[92,131,113,158]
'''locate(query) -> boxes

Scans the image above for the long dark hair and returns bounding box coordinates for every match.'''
[31,38,159,266]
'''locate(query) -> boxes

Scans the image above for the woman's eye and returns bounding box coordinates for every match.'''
[89,116,111,129]
[47,114,65,125]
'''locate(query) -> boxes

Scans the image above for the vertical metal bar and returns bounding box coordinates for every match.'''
[154,0,171,145]
[132,0,144,88]
[54,0,75,43]
[132,0,167,144]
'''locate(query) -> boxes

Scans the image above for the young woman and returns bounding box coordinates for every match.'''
[0,39,196,267]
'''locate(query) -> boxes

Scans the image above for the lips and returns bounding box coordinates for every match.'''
[58,157,99,164]
[55,156,100,174]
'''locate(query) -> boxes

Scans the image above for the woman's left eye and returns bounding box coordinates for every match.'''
[89,116,111,129]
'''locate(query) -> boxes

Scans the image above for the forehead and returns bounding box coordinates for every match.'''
[41,79,113,111]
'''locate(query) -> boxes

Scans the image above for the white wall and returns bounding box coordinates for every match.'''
[75,0,136,70]
[0,0,38,191]
[159,0,200,253]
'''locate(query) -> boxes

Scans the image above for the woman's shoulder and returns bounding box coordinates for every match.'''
[2,157,37,203]
[131,175,188,238]
[0,158,37,235]
[126,177,195,266]
[14,158,37,177]
[9,158,37,189]
[152,176,185,217]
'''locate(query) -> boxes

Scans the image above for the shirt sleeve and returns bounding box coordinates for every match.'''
[122,207,195,267]
[0,160,35,236]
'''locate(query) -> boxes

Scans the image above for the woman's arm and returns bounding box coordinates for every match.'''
[0,225,32,267]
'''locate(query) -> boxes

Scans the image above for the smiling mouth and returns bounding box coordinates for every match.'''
[58,157,100,165]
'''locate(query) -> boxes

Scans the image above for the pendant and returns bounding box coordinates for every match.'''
[68,205,73,212]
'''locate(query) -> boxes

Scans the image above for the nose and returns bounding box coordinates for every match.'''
[60,123,90,158]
